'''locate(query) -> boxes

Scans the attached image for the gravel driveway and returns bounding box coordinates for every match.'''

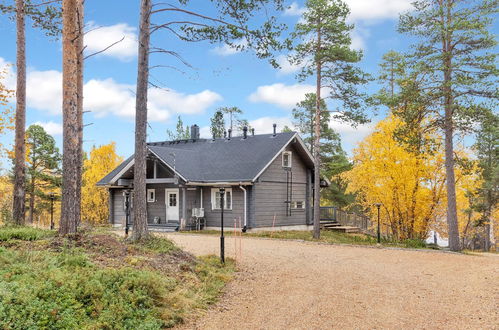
[161,233,498,330]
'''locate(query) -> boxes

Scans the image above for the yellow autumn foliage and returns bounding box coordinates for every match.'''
[0,66,14,157]
[344,115,480,241]
[81,142,123,225]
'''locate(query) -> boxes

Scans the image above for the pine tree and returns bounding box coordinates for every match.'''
[210,110,225,138]
[289,0,369,238]
[25,125,61,224]
[398,0,498,251]
[220,106,242,132]
[292,93,351,208]
[474,110,498,251]
[167,115,190,140]
[0,0,61,226]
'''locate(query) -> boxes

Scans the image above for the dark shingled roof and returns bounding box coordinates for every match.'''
[97,132,313,186]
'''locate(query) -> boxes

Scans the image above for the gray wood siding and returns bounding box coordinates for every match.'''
[203,186,245,228]
[252,144,309,227]
[146,183,183,224]
[111,189,129,225]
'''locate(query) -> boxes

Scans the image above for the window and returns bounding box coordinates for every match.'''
[291,201,305,209]
[282,151,292,168]
[168,193,177,207]
[211,188,232,210]
[147,189,155,202]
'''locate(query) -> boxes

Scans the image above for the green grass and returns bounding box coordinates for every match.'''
[132,235,180,254]
[186,229,430,249]
[0,226,54,241]
[0,226,235,329]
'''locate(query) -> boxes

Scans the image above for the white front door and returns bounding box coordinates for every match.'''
[165,189,179,222]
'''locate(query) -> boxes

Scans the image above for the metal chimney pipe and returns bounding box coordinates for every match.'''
[243,126,248,139]
[273,123,276,136]
[228,129,232,140]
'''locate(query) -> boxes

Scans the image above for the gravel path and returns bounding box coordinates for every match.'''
[162,233,498,330]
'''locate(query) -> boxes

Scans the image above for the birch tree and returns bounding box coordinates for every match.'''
[289,0,370,239]
[398,0,498,251]
[132,0,286,241]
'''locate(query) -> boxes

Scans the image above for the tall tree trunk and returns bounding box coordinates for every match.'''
[60,0,83,235]
[132,0,151,241]
[12,0,26,226]
[442,0,460,251]
[76,2,84,228]
[312,23,322,239]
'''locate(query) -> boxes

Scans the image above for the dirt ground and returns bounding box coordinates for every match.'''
[161,233,499,330]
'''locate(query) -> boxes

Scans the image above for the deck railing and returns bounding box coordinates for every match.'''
[320,207,372,233]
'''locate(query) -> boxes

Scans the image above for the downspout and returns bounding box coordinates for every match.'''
[200,187,203,208]
[239,185,247,232]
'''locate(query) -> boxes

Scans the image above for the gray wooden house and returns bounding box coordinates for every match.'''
[97,125,315,232]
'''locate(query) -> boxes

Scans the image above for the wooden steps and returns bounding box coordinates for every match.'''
[326,226,361,233]
[320,220,361,233]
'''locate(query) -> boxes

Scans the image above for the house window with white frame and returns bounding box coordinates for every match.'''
[211,188,232,210]
[291,201,305,209]
[147,189,155,202]
[282,151,292,168]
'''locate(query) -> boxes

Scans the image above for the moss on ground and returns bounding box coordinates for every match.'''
[0,226,235,329]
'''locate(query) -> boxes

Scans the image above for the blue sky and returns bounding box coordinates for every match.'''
[0,0,434,166]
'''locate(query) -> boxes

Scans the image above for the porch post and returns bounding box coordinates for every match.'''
[108,189,114,225]
[182,187,187,222]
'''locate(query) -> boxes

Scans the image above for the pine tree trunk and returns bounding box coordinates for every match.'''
[76,2,84,228]
[132,0,151,241]
[12,0,26,226]
[442,0,460,251]
[312,24,322,240]
[60,0,83,235]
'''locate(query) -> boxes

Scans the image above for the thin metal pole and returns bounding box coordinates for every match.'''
[50,195,54,230]
[125,191,130,238]
[377,205,381,243]
[220,188,225,264]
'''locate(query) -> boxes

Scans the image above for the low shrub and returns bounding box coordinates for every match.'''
[0,233,235,329]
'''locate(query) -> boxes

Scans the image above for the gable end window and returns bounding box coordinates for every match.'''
[211,188,232,210]
[147,189,155,202]
[282,151,292,168]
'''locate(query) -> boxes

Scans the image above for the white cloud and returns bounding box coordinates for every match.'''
[2,58,222,122]
[329,118,375,149]
[284,1,413,52]
[249,116,293,134]
[276,54,304,75]
[211,39,247,56]
[249,83,319,109]
[350,26,371,51]
[27,70,63,114]
[149,88,222,116]
[284,2,306,16]
[199,116,293,139]
[33,121,63,136]
[0,57,16,90]
[345,0,413,22]
[83,79,222,122]
[84,22,138,61]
